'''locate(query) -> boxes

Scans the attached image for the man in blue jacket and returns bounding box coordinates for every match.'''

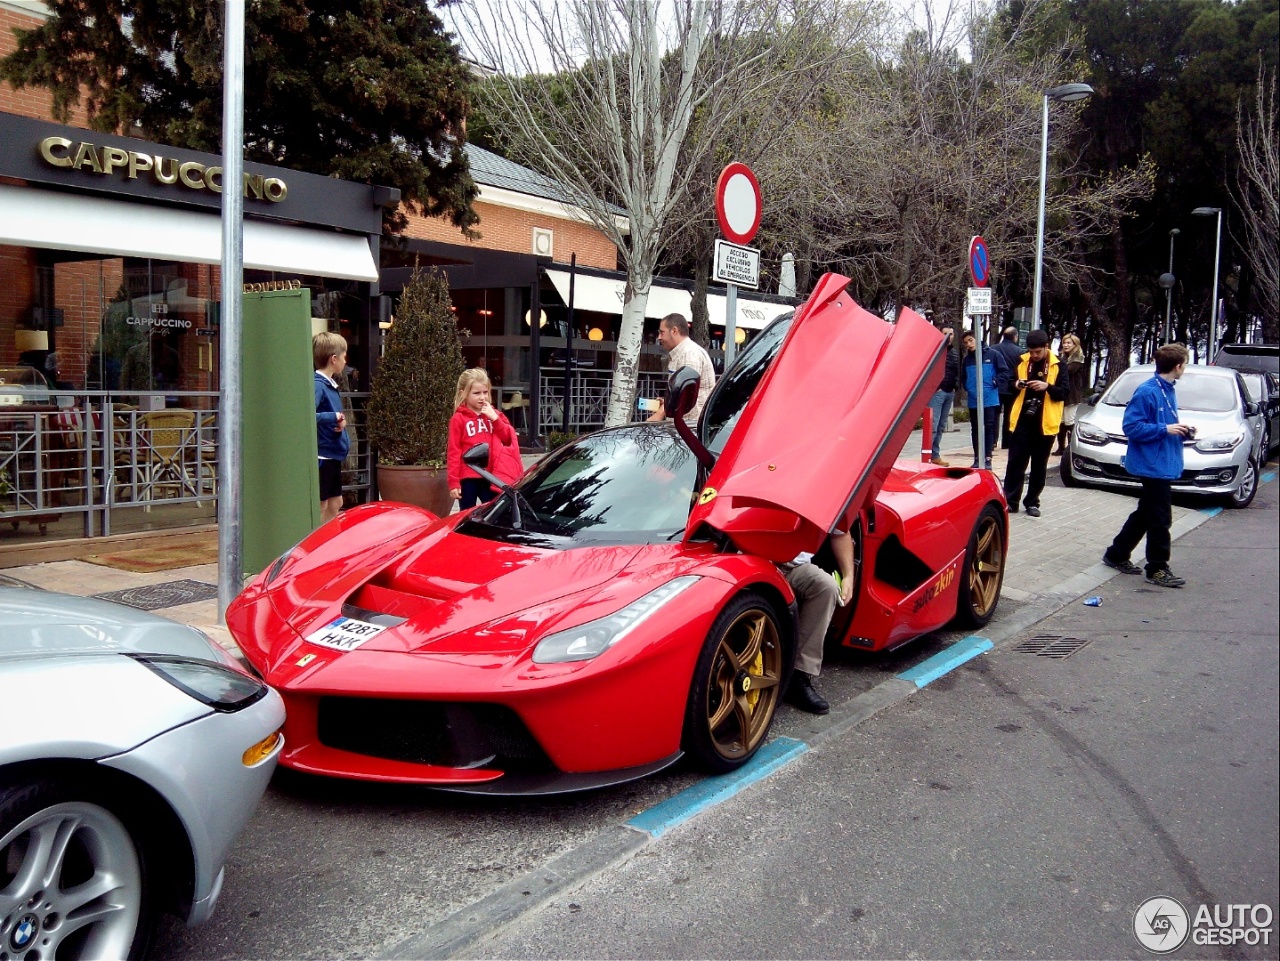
[1102,343,1193,587]
[961,332,1011,470]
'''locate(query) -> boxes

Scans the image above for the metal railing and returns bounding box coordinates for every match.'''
[538,367,670,432]
[0,390,372,539]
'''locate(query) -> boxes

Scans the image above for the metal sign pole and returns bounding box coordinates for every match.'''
[973,308,985,469]
[724,282,738,368]
[217,0,245,622]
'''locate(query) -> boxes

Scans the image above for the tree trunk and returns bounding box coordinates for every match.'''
[605,276,651,427]
[691,251,711,348]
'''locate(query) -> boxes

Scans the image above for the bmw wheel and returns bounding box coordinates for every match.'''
[0,779,153,961]
[683,595,786,774]
[956,504,1005,627]
[1226,455,1258,509]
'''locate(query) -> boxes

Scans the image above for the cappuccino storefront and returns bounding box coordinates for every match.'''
[0,111,389,547]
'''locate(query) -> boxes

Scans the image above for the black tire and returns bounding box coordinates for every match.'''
[682,594,787,774]
[1226,455,1259,509]
[0,778,155,961]
[955,504,1005,628]
[1059,451,1081,487]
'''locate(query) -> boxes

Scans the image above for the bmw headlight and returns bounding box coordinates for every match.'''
[128,654,270,712]
[532,576,700,664]
[1075,423,1108,445]
[1194,432,1244,453]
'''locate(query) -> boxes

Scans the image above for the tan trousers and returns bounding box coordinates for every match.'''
[785,562,839,677]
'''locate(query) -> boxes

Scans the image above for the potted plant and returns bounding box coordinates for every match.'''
[368,269,465,515]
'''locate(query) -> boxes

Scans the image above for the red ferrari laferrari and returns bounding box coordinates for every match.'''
[228,274,1007,793]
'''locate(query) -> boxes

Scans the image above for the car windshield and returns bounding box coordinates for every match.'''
[702,311,794,453]
[1103,369,1239,412]
[463,424,699,545]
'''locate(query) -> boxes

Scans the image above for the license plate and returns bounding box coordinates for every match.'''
[304,616,388,652]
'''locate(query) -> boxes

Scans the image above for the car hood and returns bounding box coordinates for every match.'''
[1080,404,1242,435]
[686,273,943,561]
[270,525,652,664]
[0,586,227,661]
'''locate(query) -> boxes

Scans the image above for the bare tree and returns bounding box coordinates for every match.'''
[1235,66,1279,340]
[459,0,845,426]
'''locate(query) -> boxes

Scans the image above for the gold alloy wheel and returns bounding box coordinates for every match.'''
[969,513,1004,618]
[704,608,783,762]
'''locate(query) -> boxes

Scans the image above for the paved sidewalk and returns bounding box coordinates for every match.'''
[1,425,1231,656]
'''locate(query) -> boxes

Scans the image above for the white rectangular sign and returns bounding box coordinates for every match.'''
[713,239,760,289]
[967,287,992,315]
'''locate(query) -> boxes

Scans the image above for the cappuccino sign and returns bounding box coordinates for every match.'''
[38,136,288,203]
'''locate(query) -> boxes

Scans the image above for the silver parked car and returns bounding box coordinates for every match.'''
[1,586,284,960]
[1061,364,1264,508]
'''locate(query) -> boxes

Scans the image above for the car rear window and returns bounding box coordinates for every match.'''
[1214,344,1279,374]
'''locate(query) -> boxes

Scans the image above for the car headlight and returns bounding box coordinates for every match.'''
[532,576,700,664]
[128,654,270,712]
[1075,423,1108,445]
[1194,432,1244,453]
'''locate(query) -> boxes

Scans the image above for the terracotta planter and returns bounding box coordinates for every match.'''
[376,464,454,516]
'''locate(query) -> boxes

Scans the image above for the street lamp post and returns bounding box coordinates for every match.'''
[1032,83,1094,331]
[1192,206,1223,356]
[1163,227,1179,342]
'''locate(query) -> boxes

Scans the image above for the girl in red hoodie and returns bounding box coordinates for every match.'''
[447,368,525,509]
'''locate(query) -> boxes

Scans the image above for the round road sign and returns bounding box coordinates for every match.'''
[715,163,762,246]
[969,236,990,288]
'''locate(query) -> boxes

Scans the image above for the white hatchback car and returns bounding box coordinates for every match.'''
[1061,364,1264,508]
[1,586,285,960]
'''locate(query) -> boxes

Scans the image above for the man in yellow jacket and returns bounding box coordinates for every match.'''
[1002,329,1070,517]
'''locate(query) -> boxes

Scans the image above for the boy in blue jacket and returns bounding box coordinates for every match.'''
[1103,343,1193,587]
[314,331,350,525]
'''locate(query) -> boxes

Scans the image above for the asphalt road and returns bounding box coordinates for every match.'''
[474,481,1279,960]
[149,479,1278,960]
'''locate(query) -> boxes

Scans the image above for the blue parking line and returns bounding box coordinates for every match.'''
[628,737,807,838]
[1200,505,1224,517]
[897,636,993,688]
[1262,470,1276,483]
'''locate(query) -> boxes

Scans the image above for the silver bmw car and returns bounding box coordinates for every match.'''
[1061,364,1264,508]
[1,585,284,960]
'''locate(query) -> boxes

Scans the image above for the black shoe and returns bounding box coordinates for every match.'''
[1103,555,1142,575]
[1146,568,1186,588]
[984,458,993,470]
[1024,505,1041,517]
[1007,502,1019,513]
[784,672,830,715]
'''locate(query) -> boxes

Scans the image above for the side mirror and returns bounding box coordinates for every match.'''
[665,365,715,470]
[1086,391,1102,406]
[463,443,491,470]
[666,366,702,422]
[1244,401,1260,417]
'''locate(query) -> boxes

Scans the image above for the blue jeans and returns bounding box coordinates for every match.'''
[926,389,953,457]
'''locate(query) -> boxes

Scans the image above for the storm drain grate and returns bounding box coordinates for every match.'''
[94,579,219,612]
[1014,634,1094,659]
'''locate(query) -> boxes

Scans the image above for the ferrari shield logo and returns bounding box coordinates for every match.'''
[698,487,718,505]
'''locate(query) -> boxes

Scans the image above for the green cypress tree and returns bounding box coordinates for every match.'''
[368,269,463,466]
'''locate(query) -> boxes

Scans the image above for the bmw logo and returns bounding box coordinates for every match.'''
[11,913,39,949]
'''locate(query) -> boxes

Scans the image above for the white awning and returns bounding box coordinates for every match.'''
[0,183,379,282]
[544,268,791,331]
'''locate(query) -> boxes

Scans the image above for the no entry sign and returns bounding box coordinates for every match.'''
[715,163,762,246]
[969,235,990,288]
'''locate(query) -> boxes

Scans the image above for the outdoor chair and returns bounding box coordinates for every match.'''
[137,409,200,509]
